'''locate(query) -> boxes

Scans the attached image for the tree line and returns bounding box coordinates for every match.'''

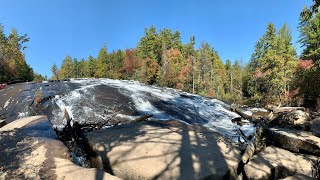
[50,1,318,108]
[52,27,245,101]
[0,24,46,83]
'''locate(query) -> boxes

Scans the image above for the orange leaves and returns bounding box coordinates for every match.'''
[298,59,314,70]
[121,49,141,77]
[166,48,181,60]
[165,48,191,89]
[253,68,265,79]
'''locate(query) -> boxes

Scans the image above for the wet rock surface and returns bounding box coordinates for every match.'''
[0,79,250,140]
[3,79,320,179]
[0,83,26,122]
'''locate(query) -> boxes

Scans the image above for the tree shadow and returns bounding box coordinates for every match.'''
[87,119,241,180]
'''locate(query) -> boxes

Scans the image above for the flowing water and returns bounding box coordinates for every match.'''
[0,78,254,141]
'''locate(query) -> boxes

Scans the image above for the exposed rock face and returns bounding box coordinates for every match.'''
[86,120,242,180]
[281,173,314,180]
[0,115,119,180]
[310,118,320,137]
[270,110,310,130]
[244,146,315,179]
[266,128,320,156]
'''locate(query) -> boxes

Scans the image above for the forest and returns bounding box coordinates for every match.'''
[52,2,320,109]
[0,25,46,83]
[1,1,319,109]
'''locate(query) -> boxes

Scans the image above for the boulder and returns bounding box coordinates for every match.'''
[310,118,320,137]
[244,146,316,179]
[86,120,242,180]
[270,110,310,130]
[0,115,119,180]
[266,128,320,156]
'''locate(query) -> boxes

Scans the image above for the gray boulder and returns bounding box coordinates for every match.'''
[244,146,316,179]
[310,118,320,137]
[267,127,320,156]
[270,110,310,130]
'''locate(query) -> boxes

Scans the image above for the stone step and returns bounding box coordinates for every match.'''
[267,127,320,156]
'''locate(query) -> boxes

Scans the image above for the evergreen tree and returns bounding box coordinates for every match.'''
[295,11,320,107]
[299,13,320,61]
[72,58,79,78]
[86,55,97,77]
[107,50,124,79]
[95,46,108,78]
[196,42,226,98]
[78,58,86,78]
[60,55,73,78]
[137,26,161,63]
[244,23,296,104]
[51,63,59,80]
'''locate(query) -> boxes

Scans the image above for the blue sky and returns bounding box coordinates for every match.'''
[0,0,312,77]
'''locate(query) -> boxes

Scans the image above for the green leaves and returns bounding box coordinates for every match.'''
[299,13,320,61]
[0,24,33,83]
[295,8,320,106]
[244,23,297,104]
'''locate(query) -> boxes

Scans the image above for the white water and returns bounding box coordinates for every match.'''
[52,78,254,141]
[4,97,12,109]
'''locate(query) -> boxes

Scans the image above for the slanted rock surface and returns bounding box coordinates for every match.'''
[244,146,315,179]
[267,127,320,156]
[0,115,119,180]
[86,120,242,180]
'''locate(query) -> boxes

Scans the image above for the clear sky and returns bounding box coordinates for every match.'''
[0,0,312,77]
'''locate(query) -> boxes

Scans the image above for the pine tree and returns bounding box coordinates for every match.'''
[137,26,161,63]
[295,11,320,107]
[299,13,320,61]
[51,63,59,80]
[78,58,86,78]
[244,23,297,104]
[60,55,73,78]
[196,42,226,98]
[95,46,108,78]
[86,55,97,78]
[72,58,79,78]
